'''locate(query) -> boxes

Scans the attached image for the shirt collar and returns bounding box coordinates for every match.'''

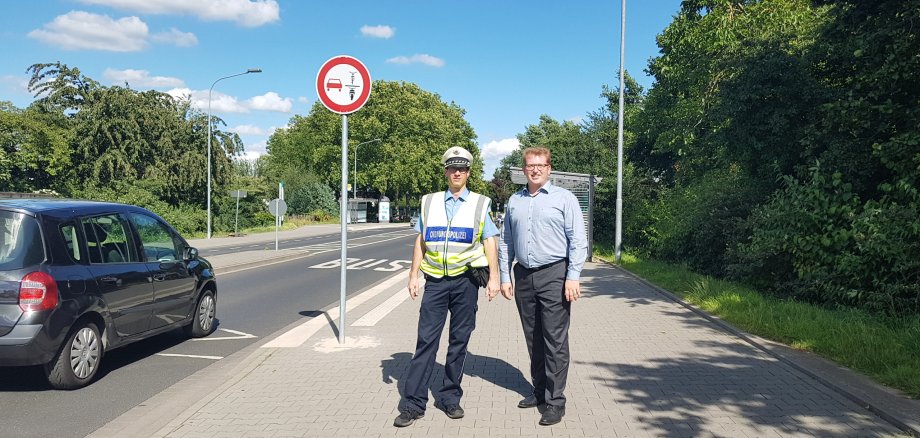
[445,187,470,202]
[519,181,554,196]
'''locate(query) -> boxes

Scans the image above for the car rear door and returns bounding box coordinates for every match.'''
[128,213,196,330]
[82,214,154,337]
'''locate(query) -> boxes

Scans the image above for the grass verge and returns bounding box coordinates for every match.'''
[593,246,920,399]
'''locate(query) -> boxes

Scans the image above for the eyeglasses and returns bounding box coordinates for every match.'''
[524,164,550,170]
[446,167,470,173]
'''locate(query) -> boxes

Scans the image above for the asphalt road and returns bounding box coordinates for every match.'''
[0,227,417,438]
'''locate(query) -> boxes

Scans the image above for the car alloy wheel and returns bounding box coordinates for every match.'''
[197,293,215,333]
[46,321,102,389]
[70,326,101,379]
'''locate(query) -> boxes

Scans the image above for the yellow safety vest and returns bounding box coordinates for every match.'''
[419,191,490,278]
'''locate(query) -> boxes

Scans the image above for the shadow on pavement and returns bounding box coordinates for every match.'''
[380,351,531,405]
[574,263,895,436]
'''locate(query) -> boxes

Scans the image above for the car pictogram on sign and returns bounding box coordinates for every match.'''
[326,78,342,91]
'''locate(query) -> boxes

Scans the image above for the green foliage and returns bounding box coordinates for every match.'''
[74,182,205,236]
[287,181,338,216]
[643,168,764,276]
[620,0,920,316]
[733,164,920,314]
[0,101,73,191]
[265,81,480,202]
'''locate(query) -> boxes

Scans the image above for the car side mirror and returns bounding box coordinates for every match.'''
[184,247,199,260]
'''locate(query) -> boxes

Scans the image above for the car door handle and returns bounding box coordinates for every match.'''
[152,273,167,282]
[100,276,122,286]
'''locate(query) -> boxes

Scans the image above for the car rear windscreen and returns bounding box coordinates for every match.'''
[0,210,44,271]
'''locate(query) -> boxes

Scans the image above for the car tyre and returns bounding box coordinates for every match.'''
[184,290,217,338]
[45,320,102,390]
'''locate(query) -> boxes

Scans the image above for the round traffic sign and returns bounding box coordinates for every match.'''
[316,55,372,114]
[267,198,287,217]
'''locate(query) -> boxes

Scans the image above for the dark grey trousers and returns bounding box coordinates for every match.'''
[513,260,570,407]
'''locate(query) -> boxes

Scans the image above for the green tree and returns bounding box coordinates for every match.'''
[265,80,480,210]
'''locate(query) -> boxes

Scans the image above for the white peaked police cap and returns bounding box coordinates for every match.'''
[442,146,473,168]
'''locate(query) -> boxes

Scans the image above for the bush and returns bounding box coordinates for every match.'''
[730,165,920,315]
[642,168,764,276]
[74,183,205,236]
[287,182,337,216]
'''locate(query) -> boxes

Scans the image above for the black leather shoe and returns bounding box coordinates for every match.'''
[518,395,543,408]
[393,411,424,427]
[435,401,465,419]
[539,405,565,426]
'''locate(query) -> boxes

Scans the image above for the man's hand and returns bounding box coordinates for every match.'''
[486,277,500,301]
[408,275,420,300]
[501,282,514,300]
[564,279,580,302]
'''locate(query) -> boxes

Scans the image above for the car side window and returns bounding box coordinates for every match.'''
[60,223,83,262]
[129,213,180,262]
[81,215,137,264]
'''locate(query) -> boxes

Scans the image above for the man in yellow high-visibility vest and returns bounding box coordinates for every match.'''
[394,146,501,428]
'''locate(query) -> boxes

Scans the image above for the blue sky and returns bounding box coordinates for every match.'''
[0,0,682,178]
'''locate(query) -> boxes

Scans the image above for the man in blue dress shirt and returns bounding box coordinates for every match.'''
[498,146,588,426]
[394,146,501,427]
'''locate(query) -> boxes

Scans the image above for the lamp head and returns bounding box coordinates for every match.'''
[247,68,262,74]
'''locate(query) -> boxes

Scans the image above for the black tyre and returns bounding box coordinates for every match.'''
[184,290,216,338]
[45,321,102,390]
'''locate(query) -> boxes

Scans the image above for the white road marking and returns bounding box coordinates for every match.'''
[351,287,410,327]
[156,353,223,360]
[261,271,407,348]
[191,328,257,341]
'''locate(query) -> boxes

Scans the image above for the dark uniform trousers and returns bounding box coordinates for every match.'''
[513,259,570,407]
[400,272,479,414]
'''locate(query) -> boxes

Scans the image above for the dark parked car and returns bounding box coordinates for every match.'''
[0,199,216,389]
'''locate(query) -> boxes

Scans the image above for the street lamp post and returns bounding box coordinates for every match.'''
[207,68,261,239]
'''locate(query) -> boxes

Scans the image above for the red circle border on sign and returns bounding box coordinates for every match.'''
[316,56,372,115]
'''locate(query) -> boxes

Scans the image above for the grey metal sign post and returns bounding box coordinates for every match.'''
[267,198,287,251]
[230,190,247,236]
[316,55,372,344]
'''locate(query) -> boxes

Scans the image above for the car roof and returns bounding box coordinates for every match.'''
[0,198,144,215]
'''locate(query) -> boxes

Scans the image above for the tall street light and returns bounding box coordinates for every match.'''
[353,138,381,199]
[207,68,261,239]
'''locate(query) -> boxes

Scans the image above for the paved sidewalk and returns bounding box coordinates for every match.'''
[89,227,918,438]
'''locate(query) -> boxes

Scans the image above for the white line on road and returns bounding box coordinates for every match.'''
[156,353,223,360]
[191,328,257,341]
[261,271,407,348]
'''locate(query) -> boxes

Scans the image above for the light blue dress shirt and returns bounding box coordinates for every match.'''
[498,181,587,283]
[414,188,500,239]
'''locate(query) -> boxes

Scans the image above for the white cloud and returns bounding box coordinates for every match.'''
[167,87,249,113]
[242,140,268,159]
[229,124,265,136]
[567,116,584,125]
[386,54,445,68]
[361,25,394,39]
[151,28,198,47]
[79,0,280,27]
[297,96,310,106]
[481,138,521,160]
[1,75,31,98]
[247,91,292,112]
[480,138,521,179]
[103,68,185,88]
[28,11,148,52]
